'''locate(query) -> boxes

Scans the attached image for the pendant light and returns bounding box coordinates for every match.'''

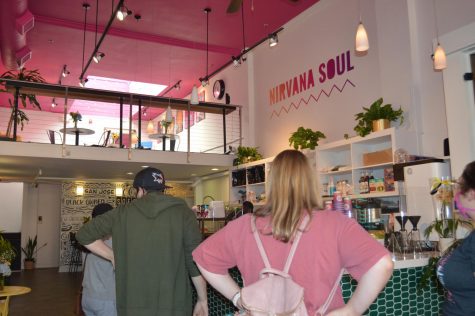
[355,0,369,52]
[146,120,155,134]
[432,0,446,70]
[190,85,199,105]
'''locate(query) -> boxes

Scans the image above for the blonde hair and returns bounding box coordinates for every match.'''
[255,150,321,242]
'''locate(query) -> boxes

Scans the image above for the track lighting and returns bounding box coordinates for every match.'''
[62,65,70,78]
[93,52,105,63]
[79,78,88,87]
[117,5,132,21]
[143,109,147,117]
[269,34,278,47]
[432,0,446,70]
[51,98,57,108]
[232,56,241,67]
[200,77,209,87]
[174,81,181,90]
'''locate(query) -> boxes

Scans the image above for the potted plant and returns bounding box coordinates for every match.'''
[234,146,263,166]
[0,68,46,140]
[353,98,404,137]
[21,235,47,270]
[0,233,16,290]
[424,218,472,253]
[288,127,326,151]
[70,111,82,128]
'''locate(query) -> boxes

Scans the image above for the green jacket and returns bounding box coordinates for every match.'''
[76,192,202,316]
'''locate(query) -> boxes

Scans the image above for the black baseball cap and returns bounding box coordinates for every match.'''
[133,167,172,191]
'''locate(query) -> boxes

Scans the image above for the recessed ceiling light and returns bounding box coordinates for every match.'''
[211,168,219,171]
[126,172,134,175]
[141,165,149,168]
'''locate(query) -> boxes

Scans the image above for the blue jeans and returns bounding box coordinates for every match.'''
[82,295,117,316]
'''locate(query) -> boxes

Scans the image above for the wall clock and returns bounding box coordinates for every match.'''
[213,79,225,100]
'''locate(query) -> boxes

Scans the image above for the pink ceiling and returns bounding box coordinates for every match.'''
[0,0,320,116]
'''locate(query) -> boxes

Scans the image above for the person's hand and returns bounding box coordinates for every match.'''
[193,298,208,316]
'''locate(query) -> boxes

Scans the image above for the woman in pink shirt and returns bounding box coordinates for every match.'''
[193,149,393,315]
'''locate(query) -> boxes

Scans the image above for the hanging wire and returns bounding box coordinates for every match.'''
[95,0,99,46]
[205,8,211,79]
[81,3,90,76]
[241,3,246,50]
[432,0,440,44]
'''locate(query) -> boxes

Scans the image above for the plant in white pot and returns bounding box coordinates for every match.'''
[424,218,472,253]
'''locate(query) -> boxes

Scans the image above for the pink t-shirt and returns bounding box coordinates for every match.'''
[192,210,389,314]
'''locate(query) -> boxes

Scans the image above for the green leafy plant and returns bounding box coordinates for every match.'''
[21,235,47,262]
[235,146,263,165]
[288,127,326,150]
[0,233,16,265]
[69,111,82,123]
[424,218,472,239]
[0,68,46,137]
[353,98,404,137]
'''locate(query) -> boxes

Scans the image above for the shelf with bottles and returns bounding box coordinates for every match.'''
[317,127,416,200]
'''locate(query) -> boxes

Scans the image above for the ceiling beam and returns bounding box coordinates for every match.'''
[34,15,238,55]
[4,79,238,115]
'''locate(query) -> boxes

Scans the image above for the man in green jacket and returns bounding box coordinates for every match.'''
[76,167,208,316]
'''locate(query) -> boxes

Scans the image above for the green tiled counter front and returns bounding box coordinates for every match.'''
[194,266,445,315]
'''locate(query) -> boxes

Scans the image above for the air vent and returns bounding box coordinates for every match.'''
[16,10,35,35]
[16,46,32,67]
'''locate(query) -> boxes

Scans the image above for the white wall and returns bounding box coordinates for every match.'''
[194,173,230,205]
[21,183,61,268]
[0,183,23,232]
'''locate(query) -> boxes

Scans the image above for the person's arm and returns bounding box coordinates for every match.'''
[196,263,242,307]
[191,275,208,316]
[326,254,393,316]
[83,239,114,267]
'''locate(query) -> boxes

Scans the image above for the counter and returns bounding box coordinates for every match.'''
[193,252,445,316]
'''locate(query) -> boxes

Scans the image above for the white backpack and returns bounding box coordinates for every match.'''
[240,215,343,316]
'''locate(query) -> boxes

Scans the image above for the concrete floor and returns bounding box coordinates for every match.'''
[5,268,82,316]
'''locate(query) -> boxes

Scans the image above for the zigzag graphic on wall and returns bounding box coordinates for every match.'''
[270,79,356,119]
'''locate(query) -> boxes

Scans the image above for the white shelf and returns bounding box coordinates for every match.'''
[248,182,265,186]
[231,185,246,188]
[353,162,394,170]
[322,191,399,200]
[319,169,352,175]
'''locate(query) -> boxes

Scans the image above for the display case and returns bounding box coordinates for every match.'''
[316,127,417,200]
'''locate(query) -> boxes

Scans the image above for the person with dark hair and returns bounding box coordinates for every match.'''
[242,201,254,215]
[437,161,475,315]
[82,203,116,316]
[193,150,392,315]
[76,167,208,316]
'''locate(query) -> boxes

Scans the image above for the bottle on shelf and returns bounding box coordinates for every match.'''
[359,172,366,194]
[328,177,336,196]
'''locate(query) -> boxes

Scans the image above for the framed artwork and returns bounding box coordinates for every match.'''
[195,112,205,123]
[175,111,183,134]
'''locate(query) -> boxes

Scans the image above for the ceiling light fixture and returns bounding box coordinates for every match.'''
[93,51,105,63]
[355,0,369,52]
[117,5,132,21]
[166,104,173,123]
[76,185,84,196]
[79,78,88,87]
[269,33,279,47]
[51,98,57,108]
[432,0,446,70]
[62,65,70,78]
[232,56,241,67]
[146,120,155,134]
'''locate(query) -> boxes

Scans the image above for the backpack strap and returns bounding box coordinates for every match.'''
[251,214,309,272]
[315,269,344,316]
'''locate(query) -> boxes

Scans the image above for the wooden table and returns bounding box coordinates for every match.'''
[59,127,95,146]
[0,286,31,316]
[149,133,177,151]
